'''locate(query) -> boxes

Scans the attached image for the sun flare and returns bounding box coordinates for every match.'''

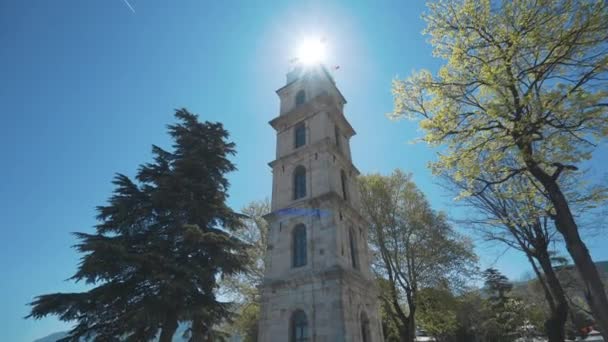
[296,38,327,65]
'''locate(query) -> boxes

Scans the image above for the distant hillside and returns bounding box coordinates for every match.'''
[33,332,69,342]
[595,261,608,274]
[555,260,608,276]
[32,324,242,342]
[32,324,190,342]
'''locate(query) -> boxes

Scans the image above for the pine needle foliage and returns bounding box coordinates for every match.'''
[28,109,248,342]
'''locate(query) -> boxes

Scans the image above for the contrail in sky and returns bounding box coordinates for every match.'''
[121,0,135,13]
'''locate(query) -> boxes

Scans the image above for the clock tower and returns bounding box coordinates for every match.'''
[257,64,383,341]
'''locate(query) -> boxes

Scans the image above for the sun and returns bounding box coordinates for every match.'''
[296,38,327,65]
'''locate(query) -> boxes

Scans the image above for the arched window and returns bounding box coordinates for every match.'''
[349,228,358,269]
[361,312,370,342]
[295,90,306,106]
[294,166,306,200]
[291,310,309,342]
[340,170,348,201]
[335,125,341,149]
[294,122,306,148]
[293,224,307,267]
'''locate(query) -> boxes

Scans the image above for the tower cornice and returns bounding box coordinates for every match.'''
[263,190,369,229]
[267,136,359,172]
[269,94,356,138]
[260,265,377,293]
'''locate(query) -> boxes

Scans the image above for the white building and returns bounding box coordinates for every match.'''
[257,64,383,341]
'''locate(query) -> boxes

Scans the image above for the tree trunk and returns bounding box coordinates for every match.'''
[522,153,608,338]
[387,277,411,342]
[406,305,416,342]
[159,313,178,342]
[190,319,209,342]
[537,253,569,342]
[393,303,411,342]
[398,324,410,342]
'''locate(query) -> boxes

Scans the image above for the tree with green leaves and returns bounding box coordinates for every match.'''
[27,109,248,342]
[391,0,608,335]
[220,199,269,304]
[219,199,270,342]
[484,268,513,303]
[416,286,459,341]
[359,170,478,342]
[481,268,527,341]
[444,171,570,341]
[452,290,486,341]
[231,302,260,342]
[555,261,608,338]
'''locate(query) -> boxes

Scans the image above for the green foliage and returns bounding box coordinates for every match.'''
[233,303,260,342]
[483,268,513,302]
[360,170,478,290]
[512,279,551,333]
[417,286,459,339]
[376,278,404,342]
[28,109,248,341]
[392,0,608,334]
[554,264,608,337]
[359,170,478,341]
[384,283,544,342]
[480,269,528,342]
[567,301,595,338]
[392,0,608,196]
[377,278,551,342]
[220,199,270,342]
[220,199,270,304]
[444,165,573,341]
[452,290,486,340]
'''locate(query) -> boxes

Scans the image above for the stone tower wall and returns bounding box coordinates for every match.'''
[258,64,383,342]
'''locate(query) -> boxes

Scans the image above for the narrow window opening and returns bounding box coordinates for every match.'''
[291,310,309,342]
[294,122,306,148]
[335,125,341,149]
[340,170,348,201]
[293,224,307,268]
[361,312,370,342]
[295,90,306,106]
[349,228,358,269]
[293,166,306,200]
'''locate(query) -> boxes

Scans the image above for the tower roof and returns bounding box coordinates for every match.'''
[276,63,347,105]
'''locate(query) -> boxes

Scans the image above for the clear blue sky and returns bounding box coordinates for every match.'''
[1,1,607,341]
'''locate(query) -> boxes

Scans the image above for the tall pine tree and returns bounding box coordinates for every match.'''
[28,109,248,342]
